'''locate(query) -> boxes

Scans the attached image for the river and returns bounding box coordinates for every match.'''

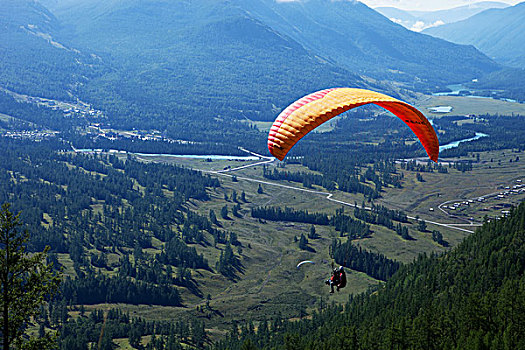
[73,148,262,160]
[74,132,487,161]
[432,83,517,102]
[439,132,488,152]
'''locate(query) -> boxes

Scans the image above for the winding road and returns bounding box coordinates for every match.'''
[206,148,476,234]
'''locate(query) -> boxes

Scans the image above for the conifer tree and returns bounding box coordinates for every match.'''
[221,205,229,220]
[0,203,62,350]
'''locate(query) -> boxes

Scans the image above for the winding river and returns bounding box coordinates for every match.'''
[74,132,488,160]
[439,132,488,152]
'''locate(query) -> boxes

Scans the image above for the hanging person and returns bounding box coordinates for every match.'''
[325,266,346,293]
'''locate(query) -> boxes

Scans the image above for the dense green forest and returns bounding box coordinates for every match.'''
[56,307,207,349]
[216,201,525,350]
[0,137,228,303]
[330,239,400,281]
[436,114,525,157]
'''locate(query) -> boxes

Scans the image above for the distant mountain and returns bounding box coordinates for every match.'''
[2,0,500,134]
[424,2,525,68]
[377,1,508,32]
[232,0,499,90]
[0,0,103,101]
[375,6,419,28]
[33,0,367,127]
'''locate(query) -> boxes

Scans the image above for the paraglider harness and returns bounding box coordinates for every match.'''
[326,266,346,293]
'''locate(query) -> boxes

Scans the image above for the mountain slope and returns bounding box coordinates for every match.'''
[377,2,509,31]
[2,0,503,135]
[0,0,103,101]
[217,200,525,349]
[35,0,366,127]
[233,0,499,90]
[424,2,525,68]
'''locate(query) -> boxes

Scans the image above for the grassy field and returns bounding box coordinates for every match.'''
[379,149,525,223]
[63,144,525,346]
[109,148,518,335]
[414,94,525,118]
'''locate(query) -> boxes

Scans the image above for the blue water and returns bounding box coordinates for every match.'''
[74,149,261,160]
[134,153,260,160]
[433,84,517,102]
[439,132,488,151]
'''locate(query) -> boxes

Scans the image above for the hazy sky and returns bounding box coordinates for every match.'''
[358,0,521,11]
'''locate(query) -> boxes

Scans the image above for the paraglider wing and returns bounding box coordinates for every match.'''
[296,260,315,268]
[268,88,439,162]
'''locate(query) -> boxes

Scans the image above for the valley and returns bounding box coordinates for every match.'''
[107,142,525,336]
[1,0,525,348]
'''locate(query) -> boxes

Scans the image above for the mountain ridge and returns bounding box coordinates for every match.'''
[234,0,500,89]
[0,0,103,101]
[377,1,509,31]
[1,0,502,134]
[424,2,525,68]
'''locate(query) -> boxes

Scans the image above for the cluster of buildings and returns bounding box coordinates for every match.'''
[442,180,524,217]
[86,125,167,142]
[2,130,58,140]
[30,97,103,119]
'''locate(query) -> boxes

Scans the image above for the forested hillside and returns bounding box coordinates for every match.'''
[3,0,501,143]
[216,201,525,349]
[0,0,104,100]
[237,0,499,91]
[13,0,366,131]
[0,137,223,307]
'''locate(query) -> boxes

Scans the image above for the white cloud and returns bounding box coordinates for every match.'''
[389,17,404,24]
[361,0,516,12]
[410,19,445,32]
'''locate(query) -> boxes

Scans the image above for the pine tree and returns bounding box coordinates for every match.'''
[298,234,309,250]
[221,205,229,220]
[209,209,219,225]
[418,219,427,232]
[308,225,317,239]
[0,203,62,350]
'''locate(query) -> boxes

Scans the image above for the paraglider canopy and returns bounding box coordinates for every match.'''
[297,260,315,268]
[268,88,439,162]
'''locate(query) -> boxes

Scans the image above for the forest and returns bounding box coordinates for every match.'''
[0,137,225,300]
[216,201,525,350]
[1,84,525,348]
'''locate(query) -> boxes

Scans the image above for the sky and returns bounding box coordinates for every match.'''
[358,0,520,11]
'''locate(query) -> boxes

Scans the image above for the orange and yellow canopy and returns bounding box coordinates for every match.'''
[268,88,439,162]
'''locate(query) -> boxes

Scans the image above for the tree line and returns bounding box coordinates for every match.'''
[330,239,400,281]
[215,201,525,350]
